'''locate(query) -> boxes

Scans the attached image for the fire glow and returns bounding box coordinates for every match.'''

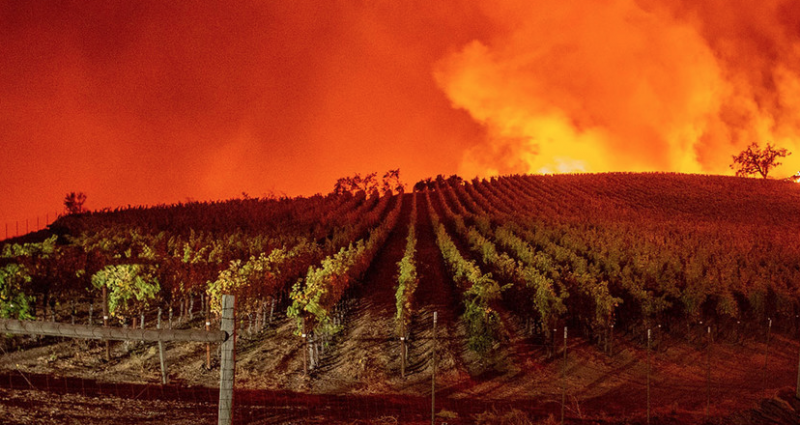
[436,0,800,176]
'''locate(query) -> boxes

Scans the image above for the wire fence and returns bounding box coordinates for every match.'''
[1,211,60,241]
[1,310,799,425]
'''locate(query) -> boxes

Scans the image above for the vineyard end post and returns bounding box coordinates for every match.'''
[218,295,236,425]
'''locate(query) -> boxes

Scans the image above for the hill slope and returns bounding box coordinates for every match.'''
[2,172,800,424]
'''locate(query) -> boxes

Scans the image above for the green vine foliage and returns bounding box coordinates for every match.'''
[1,235,59,320]
[91,264,160,319]
[0,263,34,319]
[430,204,508,355]
[207,242,320,315]
[289,191,404,337]
[208,259,249,314]
[463,273,506,354]
[395,218,418,335]
[287,241,363,335]
[2,235,58,258]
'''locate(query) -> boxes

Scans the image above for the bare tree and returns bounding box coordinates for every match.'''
[730,142,790,179]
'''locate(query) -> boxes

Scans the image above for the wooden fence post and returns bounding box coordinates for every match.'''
[218,295,236,425]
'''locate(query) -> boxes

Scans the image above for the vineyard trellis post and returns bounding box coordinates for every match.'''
[218,294,236,425]
[157,307,167,384]
[400,317,406,378]
[764,317,772,388]
[796,332,800,399]
[706,325,711,421]
[735,320,741,345]
[656,324,661,353]
[431,311,437,425]
[609,324,614,356]
[102,286,110,361]
[205,293,211,370]
[302,319,308,375]
[561,326,567,425]
[646,328,651,425]
[269,297,276,324]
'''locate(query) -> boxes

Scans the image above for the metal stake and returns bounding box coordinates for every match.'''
[157,308,167,384]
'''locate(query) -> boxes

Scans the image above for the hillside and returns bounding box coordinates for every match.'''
[2,172,800,425]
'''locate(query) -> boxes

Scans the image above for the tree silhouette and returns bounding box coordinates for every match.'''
[64,192,87,214]
[413,177,434,192]
[730,142,790,179]
[333,171,400,195]
[382,169,404,194]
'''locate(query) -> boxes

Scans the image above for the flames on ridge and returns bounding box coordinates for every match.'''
[435,0,800,177]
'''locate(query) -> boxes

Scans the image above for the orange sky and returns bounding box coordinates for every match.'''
[2,0,800,234]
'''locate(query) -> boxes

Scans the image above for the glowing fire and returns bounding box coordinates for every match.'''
[435,0,800,178]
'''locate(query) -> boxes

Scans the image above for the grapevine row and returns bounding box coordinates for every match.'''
[287,192,404,336]
[425,189,506,355]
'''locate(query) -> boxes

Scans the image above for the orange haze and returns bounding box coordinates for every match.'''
[1,1,799,234]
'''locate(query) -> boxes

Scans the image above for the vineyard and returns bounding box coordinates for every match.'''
[3,172,800,424]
